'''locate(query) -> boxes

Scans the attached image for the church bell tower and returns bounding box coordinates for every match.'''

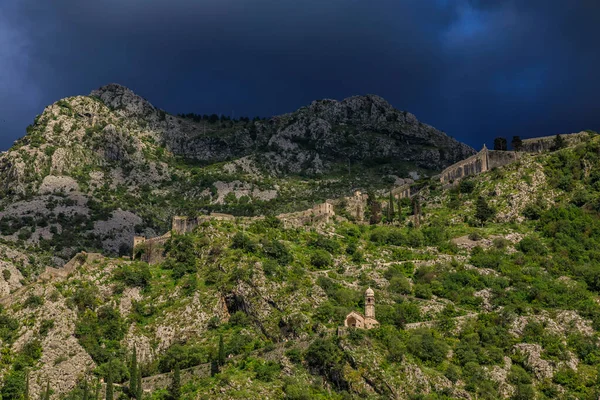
[365,287,375,319]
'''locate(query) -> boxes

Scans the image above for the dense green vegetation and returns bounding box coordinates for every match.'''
[2,105,600,399]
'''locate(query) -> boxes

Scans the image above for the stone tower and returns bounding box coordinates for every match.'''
[365,287,375,319]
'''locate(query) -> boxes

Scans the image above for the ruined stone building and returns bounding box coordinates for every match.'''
[344,288,379,329]
[277,201,335,228]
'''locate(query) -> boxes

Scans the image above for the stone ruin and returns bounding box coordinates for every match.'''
[277,202,335,228]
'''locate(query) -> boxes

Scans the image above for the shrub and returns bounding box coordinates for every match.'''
[23,294,44,308]
[72,284,100,312]
[517,237,547,255]
[310,250,333,269]
[475,196,496,225]
[229,311,250,327]
[305,338,347,389]
[309,235,341,254]
[459,180,475,194]
[2,269,10,281]
[39,319,55,336]
[113,263,151,288]
[414,284,432,299]
[262,239,292,265]
[164,234,197,278]
[254,360,281,382]
[388,276,412,295]
[231,232,257,253]
[468,232,482,241]
[407,328,449,366]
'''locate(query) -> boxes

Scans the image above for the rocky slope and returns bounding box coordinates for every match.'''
[1,126,600,399]
[0,84,473,266]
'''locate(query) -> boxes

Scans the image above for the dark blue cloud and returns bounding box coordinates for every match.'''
[0,0,599,150]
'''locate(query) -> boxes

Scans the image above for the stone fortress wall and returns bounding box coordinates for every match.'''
[438,145,522,184]
[521,131,590,153]
[132,202,335,263]
[438,131,593,184]
[277,202,335,228]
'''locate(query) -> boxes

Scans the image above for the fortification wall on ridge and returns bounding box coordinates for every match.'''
[438,147,488,184]
[438,146,522,184]
[278,202,335,228]
[391,184,412,199]
[132,232,171,264]
[521,131,590,153]
[488,150,521,169]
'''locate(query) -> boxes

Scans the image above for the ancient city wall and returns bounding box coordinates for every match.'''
[521,131,590,153]
[438,147,489,184]
[132,232,171,264]
[391,183,412,199]
[278,202,335,228]
[487,150,521,169]
[438,132,592,184]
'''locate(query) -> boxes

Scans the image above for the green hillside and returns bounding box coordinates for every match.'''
[2,132,600,399]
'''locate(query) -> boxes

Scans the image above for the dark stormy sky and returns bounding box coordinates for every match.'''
[1,0,599,150]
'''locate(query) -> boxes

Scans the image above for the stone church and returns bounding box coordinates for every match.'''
[344,288,379,329]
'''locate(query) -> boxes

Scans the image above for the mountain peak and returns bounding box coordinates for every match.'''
[90,83,156,117]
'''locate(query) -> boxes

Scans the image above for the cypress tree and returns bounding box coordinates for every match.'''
[94,378,100,400]
[475,195,495,225]
[218,335,225,367]
[43,381,50,400]
[136,370,143,400]
[106,369,114,400]
[397,196,403,223]
[82,378,89,400]
[388,191,395,223]
[210,357,219,376]
[168,365,181,400]
[24,370,29,400]
[129,346,138,397]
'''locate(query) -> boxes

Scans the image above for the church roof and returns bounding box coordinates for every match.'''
[346,310,364,318]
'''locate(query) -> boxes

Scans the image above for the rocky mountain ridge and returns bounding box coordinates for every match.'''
[0,100,599,399]
[0,84,473,265]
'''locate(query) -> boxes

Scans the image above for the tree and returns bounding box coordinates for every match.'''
[24,370,29,400]
[129,346,138,397]
[94,378,100,400]
[387,192,395,223]
[82,378,89,400]
[43,381,50,400]
[412,197,422,227]
[397,196,403,223]
[475,196,496,225]
[493,137,507,151]
[368,197,382,225]
[105,367,114,400]
[168,365,181,400]
[218,335,225,367]
[136,370,143,400]
[511,136,523,151]
[551,134,566,151]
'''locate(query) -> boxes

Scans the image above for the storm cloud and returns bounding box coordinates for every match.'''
[1,0,599,149]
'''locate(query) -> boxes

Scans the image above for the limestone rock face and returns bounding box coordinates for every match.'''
[90,84,475,173]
